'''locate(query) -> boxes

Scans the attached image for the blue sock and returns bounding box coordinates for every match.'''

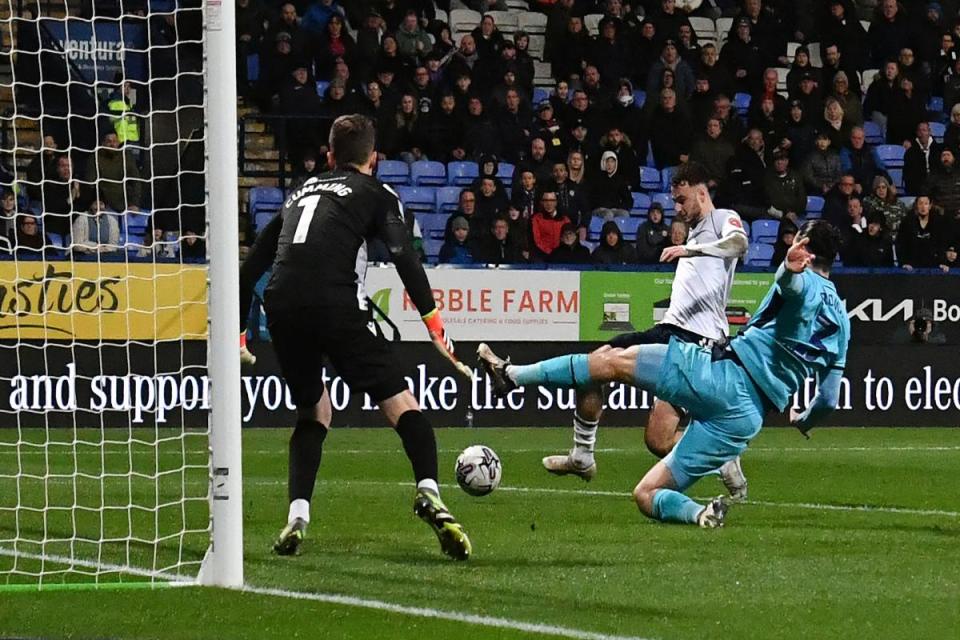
[652,488,702,524]
[507,354,591,387]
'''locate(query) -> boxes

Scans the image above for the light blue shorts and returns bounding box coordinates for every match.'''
[654,339,767,491]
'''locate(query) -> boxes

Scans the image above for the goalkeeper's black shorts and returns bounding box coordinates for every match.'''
[267,306,407,410]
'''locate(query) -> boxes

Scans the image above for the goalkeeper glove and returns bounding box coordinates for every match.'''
[422,309,471,379]
[240,332,257,366]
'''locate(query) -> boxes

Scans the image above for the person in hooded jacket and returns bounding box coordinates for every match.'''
[634,202,670,264]
[592,219,637,265]
[470,154,510,211]
[438,215,478,264]
[548,222,592,264]
[590,150,633,220]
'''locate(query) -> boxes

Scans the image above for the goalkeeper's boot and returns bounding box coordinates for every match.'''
[697,497,729,529]
[542,451,597,481]
[240,344,257,366]
[718,456,748,502]
[476,343,516,398]
[413,488,471,561]
[272,517,307,556]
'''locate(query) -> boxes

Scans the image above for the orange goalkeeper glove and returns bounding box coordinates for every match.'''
[422,309,472,379]
[239,332,257,366]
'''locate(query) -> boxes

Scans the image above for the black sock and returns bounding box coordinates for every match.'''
[288,419,328,503]
[394,410,438,484]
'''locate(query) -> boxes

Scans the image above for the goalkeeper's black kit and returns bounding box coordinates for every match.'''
[241,168,436,407]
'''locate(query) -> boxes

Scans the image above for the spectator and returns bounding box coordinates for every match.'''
[263,3,305,59]
[514,138,553,186]
[290,149,322,190]
[446,34,480,82]
[279,65,322,166]
[475,176,507,224]
[786,46,820,99]
[409,65,437,115]
[477,215,526,265]
[25,135,58,201]
[495,89,530,163]
[635,202,670,263]
[896,195,948,269]
[869,0,911,67]
[354,10,386,81]
[548,80,571,119]
[10,214,47,256]
[363,81,395,153]
[793,69,824,118]
[697,43,734,99]
[822,1,869,70]
[839,194,867,252]
[819,97,850,151]
[420,93,465,162]
[830,71,863,127]
[688,75,716,130]
[566,90,604,144]
[863,175,908,238]
[566,149,588,188]
[653,0,693,42]
[376,34,410,80]
[396,10,432,62]
[42,155,84,237]
[444,189,486,242]
[720,128,768,220]
[550,162,589,230]
[649,89,692,169]
[582,64,615,107]
[886,76,928,146]
[300,0,344,35]
[713,93,746,145]
[904,122,943,195]
[729,0,785,68]
[470,155,510,211]
[647,40,695,101]
[180,229,206,262]
[863,60,901,126]
[764,148,805,221]
[823,173,859,228]
[934,32,958,99]
[551,14,589,83]
[533,102,565,161]
[783,99,817,166]
[313,13,355,78]
[598,127,640,190]
[592,219,637,264]
[0,190,16,236]
[462,97,502,159]
[591,18,632,87]
[530,190,571,259]
[505,204,530,257]
[945,57,960,115]
[545,0,575,65]
[677,23,701,67]
[690,117,736,190]
[846,212,895,267]
[927,148,960,219]
[319,79,355,121]
[471,14,505,62]
[513,31,536,91]
[548,222,592,264]
[944,103,960,151]
[749,68,787,122]
[438,215,477,264]
[821,44,862,99]
[669,219,689,246]
[803,131,842,195]
[769,218,798,266]
[71,200,120,255]
[840,126,884,190]
[138,221,174,259]
[236,0,267,89]
[750,96,787,152]
[897,48,928,98]
[941,243,959,271]
[591,151,633,219]
[392,93,422,162]
[721,17,763,94]
[86,131,141,213]
[510,169,539,219]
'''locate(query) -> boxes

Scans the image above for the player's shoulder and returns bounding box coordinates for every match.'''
[712,208,747,232]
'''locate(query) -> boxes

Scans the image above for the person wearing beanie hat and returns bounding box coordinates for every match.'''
[846,210,895,267]
[438,215,478,264]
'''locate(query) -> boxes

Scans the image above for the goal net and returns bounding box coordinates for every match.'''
[0,0,242,587]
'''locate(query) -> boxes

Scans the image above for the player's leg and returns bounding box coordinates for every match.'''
[632,457,727,528]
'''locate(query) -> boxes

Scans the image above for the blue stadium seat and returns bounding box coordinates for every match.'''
[734,92,751,116]
[751,219,779,243]
[532,87,550,105]
[435,186,462,214]
[316,80,330,98]
[417,212,449,239]
[639,166,661,191]
[631,192,651,212]
[246,53,259,83]
[632,89,646,107]
[930,121,946,143]
[875,144,905,168]
[863,121,884,144]
[660,166,678,191]
[651,192,675,216]
[806,195,824,219]
[410,160,447,186]
[888,168,904,190]
[616,216,642,241]
[898,196,915,210]
[376,160,410,186]
[248,187,284,221]
[127,209,151,235]
[587,216,604,241]
[397,186,436,213]
[497,162,516,186]
[423,237,443,263]
[447,161,479,185]
[928,96,944,114]
[745,243,774,266]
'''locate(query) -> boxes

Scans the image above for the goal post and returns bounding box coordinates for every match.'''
[0,0,243,588]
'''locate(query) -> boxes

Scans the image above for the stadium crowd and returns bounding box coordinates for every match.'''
[238,0,960,269]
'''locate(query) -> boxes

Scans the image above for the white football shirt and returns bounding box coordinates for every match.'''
[660,207,747,341]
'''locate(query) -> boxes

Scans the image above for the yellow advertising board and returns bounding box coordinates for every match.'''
[0,261,208,341]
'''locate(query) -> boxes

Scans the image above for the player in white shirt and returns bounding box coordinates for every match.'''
[538,161,751,499]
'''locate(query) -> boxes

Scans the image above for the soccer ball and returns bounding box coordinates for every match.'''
[455,445,502,497]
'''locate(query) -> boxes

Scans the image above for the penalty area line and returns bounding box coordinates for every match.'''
[241,583,654,640]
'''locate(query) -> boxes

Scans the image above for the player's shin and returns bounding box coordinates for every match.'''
[287,418,329,523]
[651,488,703,525]
[571,410,600,466]
[395,410,440,494]
[506,354,592,387]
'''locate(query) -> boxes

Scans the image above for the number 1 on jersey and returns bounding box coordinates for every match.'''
[292,195,321,244]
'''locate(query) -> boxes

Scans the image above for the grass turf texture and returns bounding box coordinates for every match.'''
[2,427,959,639]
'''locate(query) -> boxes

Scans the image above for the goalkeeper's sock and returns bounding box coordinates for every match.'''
[506,354,591,387]
[288,498,310,525]
[652,489,702,524]
[570,411,599,466]
[288,418,328,511]
[395,410,439,489]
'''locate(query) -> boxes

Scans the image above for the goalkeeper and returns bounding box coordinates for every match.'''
[238,114,471,560]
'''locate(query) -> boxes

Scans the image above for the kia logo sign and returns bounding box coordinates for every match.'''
[847,299,960,323]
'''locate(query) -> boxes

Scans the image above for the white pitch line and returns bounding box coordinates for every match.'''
[0,547,196,583]
[241,584,654,640]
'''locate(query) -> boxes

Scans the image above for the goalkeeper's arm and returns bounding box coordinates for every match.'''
[238,213,282,364]
[791,368,844,436]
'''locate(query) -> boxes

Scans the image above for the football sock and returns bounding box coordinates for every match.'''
[506,354,591,387]
[395,410,439,488]
[288,418,328,505]
[652,489,702,524]
[288,498,310,524]
[571,411,599,466]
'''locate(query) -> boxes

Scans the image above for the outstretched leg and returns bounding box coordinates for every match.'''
[632,460,726,528]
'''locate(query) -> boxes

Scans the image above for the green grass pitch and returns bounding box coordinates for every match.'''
[2,426,959,639]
